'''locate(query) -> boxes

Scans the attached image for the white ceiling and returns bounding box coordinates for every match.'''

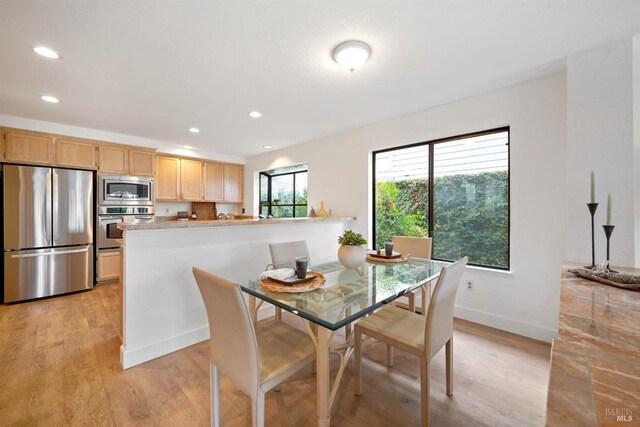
[1,1,639,158]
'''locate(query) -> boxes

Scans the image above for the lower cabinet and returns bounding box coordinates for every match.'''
[97,249,121,282]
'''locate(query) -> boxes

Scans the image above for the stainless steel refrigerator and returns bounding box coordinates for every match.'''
[2,165,94,303]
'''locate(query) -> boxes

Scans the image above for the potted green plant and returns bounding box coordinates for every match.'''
[337,230,367,269]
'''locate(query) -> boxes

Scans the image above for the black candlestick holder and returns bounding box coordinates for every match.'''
[585,203,598,269]
[602,225,618,273]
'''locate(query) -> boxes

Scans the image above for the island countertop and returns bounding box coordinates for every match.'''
[117,216,356,231]
[546,264,640,426]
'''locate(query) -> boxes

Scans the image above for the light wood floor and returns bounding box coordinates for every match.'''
[0,283,551,426]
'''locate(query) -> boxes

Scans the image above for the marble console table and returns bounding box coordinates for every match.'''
[546,265,640,426]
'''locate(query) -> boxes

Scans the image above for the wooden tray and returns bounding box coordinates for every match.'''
[567,268,640,291]
[366,253,411,264]
[368,251,402,260]
[260,273,326,293]
[268,271,318,285]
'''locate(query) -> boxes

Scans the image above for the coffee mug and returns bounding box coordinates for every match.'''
[295,257,309,279]
[384,242,394,257]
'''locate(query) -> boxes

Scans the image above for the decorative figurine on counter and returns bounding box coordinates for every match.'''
[318,201,329,218]
[309,207,317,217]
[191,211,197,220]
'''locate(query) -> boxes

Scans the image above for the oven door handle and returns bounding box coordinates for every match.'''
[99,216,123,221]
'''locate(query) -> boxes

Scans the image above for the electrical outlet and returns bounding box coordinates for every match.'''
[165,208,169,214]
[242,208,245,214]
[466,280,474,291]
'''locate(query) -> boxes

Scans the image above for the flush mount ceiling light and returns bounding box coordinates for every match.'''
[263,145,273,149]
[248,111,262,118]
[332,40,371,72]
[41,95,60,103]
[33,46,60,59]
[188,127,200,133]
[183,145,193,149]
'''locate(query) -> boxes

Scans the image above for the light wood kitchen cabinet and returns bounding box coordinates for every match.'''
[99,145,129,174]
[180,159,203,201]
[55,138,96,169]
[129,149,155,176]
[2,129,55,165]
[203,162,224,201]
[156,156,181,200]
[97,250,121,281]
[223,164,244,202]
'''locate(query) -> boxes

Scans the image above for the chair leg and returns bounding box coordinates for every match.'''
[408,292,416,312]
[446,338,453,396]
[275,307,282,320]
[211,364,220,427]
[420,357,430,427]
[252,389,265,427]
[354,329,363,396]
[386,344,394,367]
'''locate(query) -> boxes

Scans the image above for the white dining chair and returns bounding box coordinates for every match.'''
[193,267,316,427]
[354,257,468,427]
[392,236,433,314]
[268,240,310,320]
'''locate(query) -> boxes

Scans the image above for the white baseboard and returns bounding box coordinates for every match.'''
[454,305,557,343]
[120,325,210,369]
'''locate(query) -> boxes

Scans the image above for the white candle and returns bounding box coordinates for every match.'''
[607,193,612,225]
[590,171,595,203]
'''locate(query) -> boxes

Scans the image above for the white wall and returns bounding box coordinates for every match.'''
[634,34,640,267]
[566,39,635,267]
[244,73,568,342]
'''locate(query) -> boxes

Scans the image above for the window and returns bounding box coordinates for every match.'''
[260,164,308,218]
[373,128,509,270]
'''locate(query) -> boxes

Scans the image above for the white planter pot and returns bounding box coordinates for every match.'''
[337,245,366,269]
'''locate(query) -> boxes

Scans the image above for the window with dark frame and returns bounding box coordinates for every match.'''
[260,164,308,218]
[373,128,510,270]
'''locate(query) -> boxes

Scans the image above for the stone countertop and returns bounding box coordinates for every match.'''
[546,264,640,426]
[117,216,357,231]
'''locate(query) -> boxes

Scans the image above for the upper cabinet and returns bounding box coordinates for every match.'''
[223,164,244,203]
[98,146,128,174]
[1,127,157,175]
[156,156,181,201]
[203,162,224,201]
[180,159,203,201]
[155,155,244,203]
[2,129,55,165]
[129,150,155,176]
[55,138,96,169]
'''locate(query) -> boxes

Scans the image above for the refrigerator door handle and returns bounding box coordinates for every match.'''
[46,169,53,246]
[10,247,90,259]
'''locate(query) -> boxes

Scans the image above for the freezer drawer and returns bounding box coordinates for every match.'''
[4,245,93,303]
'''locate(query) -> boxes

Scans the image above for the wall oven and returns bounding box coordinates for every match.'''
[98,206,154,250]
[98,175,154,206]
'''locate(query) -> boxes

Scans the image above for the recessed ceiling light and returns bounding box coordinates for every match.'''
[33,46,59,59]
[41,95,60,103]
[188,127,200,133]
[249,111,262,118]
[183,145,193,149]
[263,145,273,149]
[332,40,371,72]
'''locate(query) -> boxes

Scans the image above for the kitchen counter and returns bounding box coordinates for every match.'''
[117,214,356,368]
[117,216,356,230]
[546,264,640,426]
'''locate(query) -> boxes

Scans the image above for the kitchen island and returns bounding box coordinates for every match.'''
[117,216,356,368]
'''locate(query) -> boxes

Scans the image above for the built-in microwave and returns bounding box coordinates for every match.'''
[98,174,154,206]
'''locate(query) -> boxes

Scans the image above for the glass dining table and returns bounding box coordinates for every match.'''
[241,257,446,427]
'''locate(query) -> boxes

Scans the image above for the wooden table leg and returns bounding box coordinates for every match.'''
[316,326,331,427]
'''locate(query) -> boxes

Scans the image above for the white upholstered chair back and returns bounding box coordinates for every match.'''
[192,267,260,398]
[392,236,433,259]
[425,257,467,359]
[269,240,310,268]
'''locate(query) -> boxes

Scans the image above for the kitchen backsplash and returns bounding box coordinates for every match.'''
[155,201,241,218]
